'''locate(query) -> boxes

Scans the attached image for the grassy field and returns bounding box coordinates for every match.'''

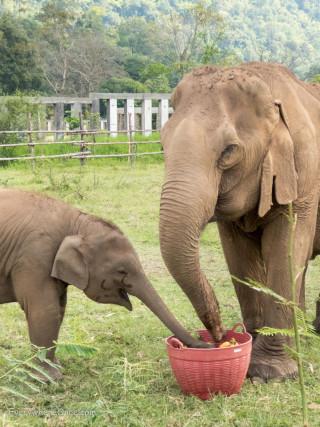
[0,158,320,427]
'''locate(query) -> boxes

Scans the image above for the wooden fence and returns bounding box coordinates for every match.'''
[0,114,163,167]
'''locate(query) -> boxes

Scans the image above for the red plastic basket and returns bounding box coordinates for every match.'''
[166,323,252,400]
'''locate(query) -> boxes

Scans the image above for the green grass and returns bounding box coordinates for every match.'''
[0,160,320,426]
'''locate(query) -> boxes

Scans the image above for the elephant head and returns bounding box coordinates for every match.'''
[51,222,209,348]
[159,66,298,340]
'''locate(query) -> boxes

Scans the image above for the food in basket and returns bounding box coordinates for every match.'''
[219,338,238,348]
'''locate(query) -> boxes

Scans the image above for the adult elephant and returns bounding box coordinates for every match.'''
[159,62,320,381]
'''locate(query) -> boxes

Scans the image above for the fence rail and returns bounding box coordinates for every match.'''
[0,123,163,165]
[0,128,156,135]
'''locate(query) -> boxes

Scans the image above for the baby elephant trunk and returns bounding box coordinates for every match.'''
[131,275,211,348]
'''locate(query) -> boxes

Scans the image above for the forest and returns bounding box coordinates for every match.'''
[0,0,319,96]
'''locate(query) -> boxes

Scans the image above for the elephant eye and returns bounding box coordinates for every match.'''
[118,271,133,289]
[101,279,107,290]
[221,144,238,158]
[218,144,242,169]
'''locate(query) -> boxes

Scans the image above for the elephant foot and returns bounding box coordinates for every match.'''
[314,299,320,333]
[247,335,297,382]
[248,356,297,382]
[31,358,63,383]
[313,316,320,334]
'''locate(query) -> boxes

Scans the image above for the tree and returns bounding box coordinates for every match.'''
[124,54,149,81]
[34,0,78,94]
[221,0,320,78]
[34,1,126,95]
[145,75,171,93]
[100,77,147,93]
[304,65,320,82]
[163,0,226,77]
[0,13,43,93]
[141,63,171,92]
[311,74,320,83]
[67,30,125,96]
[117,16,171,63]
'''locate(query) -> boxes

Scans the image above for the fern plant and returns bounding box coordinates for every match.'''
[234,203,319,427]
[0,343,98,401]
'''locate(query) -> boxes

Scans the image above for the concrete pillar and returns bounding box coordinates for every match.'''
[134,113,140,130]
[107,98,118,137]
[118,114,125,131]
[54,102,64,139]
[91,98,100,115]
[71,102,82,119]
[54,103,64,130]
[142,99,152,136]
[101,120,107,130]
[125,98,135,135]
[159,99,169,129]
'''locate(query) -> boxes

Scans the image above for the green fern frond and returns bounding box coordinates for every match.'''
[36,357,61,370]
[284,345,301,360]
[257,323,320,342]
[0,386,32,401]
[34,348,49,363]
[23,370,47,385]
[301,330,320,341]
[1,342,99,402]
[56,343,98,357]
[231,276,292,305]
[24,362,56,384]
[13,374,41,392]
[257,327,295,337]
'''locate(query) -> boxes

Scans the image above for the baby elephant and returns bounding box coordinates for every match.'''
[0,189,208,380]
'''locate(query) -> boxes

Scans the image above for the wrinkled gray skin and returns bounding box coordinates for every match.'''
[0,189,208,380]
[160,62,320,381]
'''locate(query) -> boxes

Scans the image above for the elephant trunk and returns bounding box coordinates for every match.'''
[131,274,211,348]
[159,174,224,341]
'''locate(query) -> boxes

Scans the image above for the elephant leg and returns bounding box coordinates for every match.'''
[218,222,265,338]
[314,294,320,334]
[12,270,67,381]
[250,209,316,381]
[311,207,320,332]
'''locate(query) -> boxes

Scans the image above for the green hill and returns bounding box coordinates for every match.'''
[0,0,319,95]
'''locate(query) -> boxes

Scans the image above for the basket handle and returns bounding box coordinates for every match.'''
[170,337,184,349]
[231,323,247,333]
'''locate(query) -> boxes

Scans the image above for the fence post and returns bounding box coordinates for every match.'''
[125,99,135,137]
[79,113,85,166]
[159,98,169,129]
[37,110,41,140]
[28,112,35,171]
[142,98,152,136]
[54,102,64,140]
[108,98,118,137]
[71,102,82,118]
[128,113,136,167]
[91,98,100,115]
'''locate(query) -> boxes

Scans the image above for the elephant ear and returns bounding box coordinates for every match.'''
[258,101,298,217]
[51,235,89,290]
